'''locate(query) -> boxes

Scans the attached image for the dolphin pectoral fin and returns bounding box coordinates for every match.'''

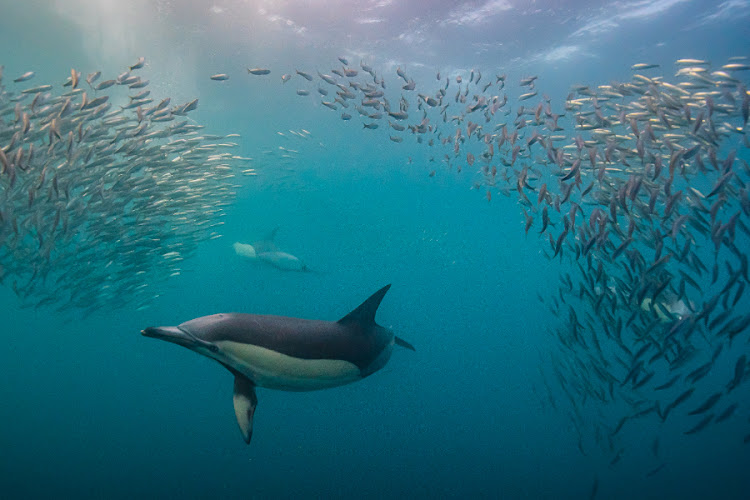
[233,374,258,444]
[394,336,415,351]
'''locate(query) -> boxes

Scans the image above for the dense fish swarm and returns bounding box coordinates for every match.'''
[3,51,749,466]
[240,55,750,466]
[0,60,244,315]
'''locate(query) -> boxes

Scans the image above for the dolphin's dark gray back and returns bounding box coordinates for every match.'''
[142,284,414,444]
[178,284,394,373]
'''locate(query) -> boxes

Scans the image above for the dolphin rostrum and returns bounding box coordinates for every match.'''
[142,284,414,443]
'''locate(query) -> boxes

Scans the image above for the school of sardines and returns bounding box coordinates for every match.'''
[2,49,749,465]
[0,58,246,316]
[238,55,750,469]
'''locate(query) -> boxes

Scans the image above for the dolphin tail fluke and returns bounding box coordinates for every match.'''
[301,264,324,274]
[394,336,415,351]
[233,373,258,444]
[337,284,391,326]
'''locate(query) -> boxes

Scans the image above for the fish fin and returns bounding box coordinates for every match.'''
[394,336,415,351]
[233,373,258,445]
[338,284,391,326]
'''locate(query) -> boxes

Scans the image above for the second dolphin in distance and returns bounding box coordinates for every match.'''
[233,227,310,272]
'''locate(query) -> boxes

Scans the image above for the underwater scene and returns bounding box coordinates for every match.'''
[1,0,750,498]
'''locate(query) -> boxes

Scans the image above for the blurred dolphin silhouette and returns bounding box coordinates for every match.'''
[142,285,414,443]
[233,227,309,271]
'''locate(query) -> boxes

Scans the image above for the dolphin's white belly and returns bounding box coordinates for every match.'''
[215,340,362,391]
[257,251,306,271]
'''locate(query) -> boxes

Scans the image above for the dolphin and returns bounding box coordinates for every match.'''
[142,284,414,443]
[256,250,308,272]
[233,227,310,272]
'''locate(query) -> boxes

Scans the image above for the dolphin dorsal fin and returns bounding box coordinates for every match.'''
[338,284,391,326]
[251,227,281,254]
[266,226,279,243]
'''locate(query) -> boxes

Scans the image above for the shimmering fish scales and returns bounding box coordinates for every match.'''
[0,62,240,314]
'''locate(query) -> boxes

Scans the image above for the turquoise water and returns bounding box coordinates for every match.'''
[1,1,749,498]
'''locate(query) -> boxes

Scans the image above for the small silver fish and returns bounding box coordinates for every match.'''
[86,71,101,86]
[95,80,116,90]
[14,71,35,83]
[296,69,313,81]
[21,85,52,94]
[129,79,149,89]
[631,63,659,70]
[130,57,145,70]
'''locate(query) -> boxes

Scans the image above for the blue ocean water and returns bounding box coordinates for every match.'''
[1,1,749,498]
